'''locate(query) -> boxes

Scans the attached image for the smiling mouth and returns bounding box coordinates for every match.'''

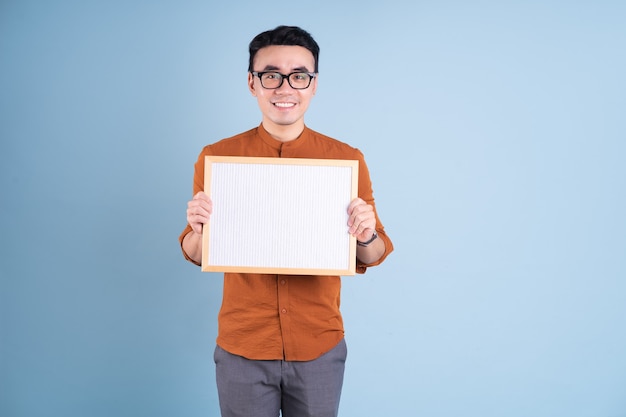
[273,102,296,108]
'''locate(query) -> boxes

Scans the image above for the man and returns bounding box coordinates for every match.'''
[179,25,393,417]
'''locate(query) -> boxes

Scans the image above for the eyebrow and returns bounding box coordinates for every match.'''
[261,65,312,73]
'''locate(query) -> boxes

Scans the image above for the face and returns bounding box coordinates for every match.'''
[248,45,318,137]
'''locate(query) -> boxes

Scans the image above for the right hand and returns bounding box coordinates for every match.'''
[186,192,212,235]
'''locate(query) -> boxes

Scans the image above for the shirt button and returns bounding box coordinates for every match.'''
[280,280,286,285]
[281,308,287,314]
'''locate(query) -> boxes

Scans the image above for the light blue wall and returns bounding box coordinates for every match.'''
[1,1,625,416]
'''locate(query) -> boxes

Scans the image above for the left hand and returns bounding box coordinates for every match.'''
[347,198,376,242]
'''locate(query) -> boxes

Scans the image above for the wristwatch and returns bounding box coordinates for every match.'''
[357,231,378,247]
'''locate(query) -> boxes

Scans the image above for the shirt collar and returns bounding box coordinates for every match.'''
[257,123,309,152]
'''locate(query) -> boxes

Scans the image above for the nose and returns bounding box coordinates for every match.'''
[275,76,296,93]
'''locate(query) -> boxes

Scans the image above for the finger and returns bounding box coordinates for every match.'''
[347,197,364,214]
[193,192,213,208]
[187,205,211,222]
[355,219,375,236]
[347,199,365,227]
[186,198,212,235]
[188,198,213,215]
[352,211,376,234]
[348,203,373,228]
[194,191,210,201]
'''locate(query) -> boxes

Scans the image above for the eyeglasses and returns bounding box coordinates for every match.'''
[252,71,316,90]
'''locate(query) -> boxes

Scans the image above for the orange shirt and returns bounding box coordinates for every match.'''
[179,124,393,361]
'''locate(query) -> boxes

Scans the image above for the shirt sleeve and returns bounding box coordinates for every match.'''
[354,150,394,273]
[178,146,211,266]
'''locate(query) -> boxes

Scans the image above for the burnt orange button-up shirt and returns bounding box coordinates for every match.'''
[179,124,393,361]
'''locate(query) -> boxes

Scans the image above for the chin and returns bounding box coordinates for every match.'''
[272,116,302,126]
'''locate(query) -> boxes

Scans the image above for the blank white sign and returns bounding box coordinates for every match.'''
[202,156,358,275]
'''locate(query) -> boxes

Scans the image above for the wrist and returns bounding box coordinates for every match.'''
[357,231,378,247]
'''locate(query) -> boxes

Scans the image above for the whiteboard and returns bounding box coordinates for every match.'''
[202,156,358,275]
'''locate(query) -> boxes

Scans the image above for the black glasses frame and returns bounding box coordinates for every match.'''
[252,71,316,90]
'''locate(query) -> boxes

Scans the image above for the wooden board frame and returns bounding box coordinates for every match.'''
[202,156,359,275]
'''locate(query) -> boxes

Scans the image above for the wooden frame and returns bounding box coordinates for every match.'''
[202,156,359,275]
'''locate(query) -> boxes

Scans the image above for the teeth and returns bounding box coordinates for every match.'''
[274,102,295,108]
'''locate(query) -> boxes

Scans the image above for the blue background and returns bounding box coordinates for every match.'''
[1,1,625,416]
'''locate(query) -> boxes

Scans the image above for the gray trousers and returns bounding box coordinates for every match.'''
[214,339,347,417]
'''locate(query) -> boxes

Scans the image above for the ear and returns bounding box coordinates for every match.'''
[311,74,318,96]
[248,72,257,96]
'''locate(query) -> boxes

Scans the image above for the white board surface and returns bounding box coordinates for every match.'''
[202,156,358,275]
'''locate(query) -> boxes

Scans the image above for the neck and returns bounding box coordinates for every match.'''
[262,120,305,142]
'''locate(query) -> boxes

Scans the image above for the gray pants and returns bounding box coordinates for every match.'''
[214,339,347,417]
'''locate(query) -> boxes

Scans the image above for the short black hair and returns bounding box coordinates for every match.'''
[248,25,320,73]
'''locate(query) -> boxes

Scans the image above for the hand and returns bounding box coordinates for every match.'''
[186,192,212,235]
[347,198,376,243]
